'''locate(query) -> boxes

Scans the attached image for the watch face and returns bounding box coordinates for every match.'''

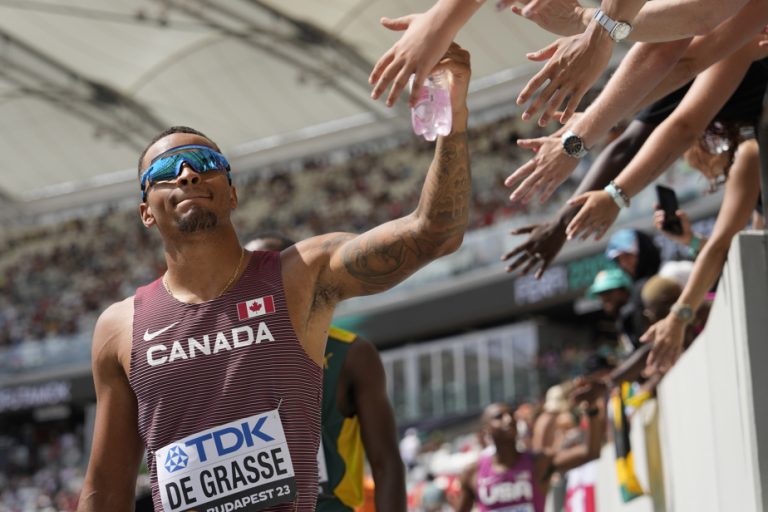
[611,23,632,41]
[673,304,693,322]
[563,136,584,156]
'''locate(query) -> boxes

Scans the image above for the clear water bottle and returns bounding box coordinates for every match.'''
[411,72,452,141]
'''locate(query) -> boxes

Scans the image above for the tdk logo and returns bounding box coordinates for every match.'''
[164,445,189,473]
[184,416,275,463]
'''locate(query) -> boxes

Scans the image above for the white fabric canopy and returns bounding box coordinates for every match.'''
[0,0,553,212]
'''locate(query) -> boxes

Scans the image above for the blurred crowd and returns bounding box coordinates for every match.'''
[0,428,84,512]
[0,214,166,347]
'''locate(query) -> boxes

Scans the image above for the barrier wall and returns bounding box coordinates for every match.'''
[592,231,768,512]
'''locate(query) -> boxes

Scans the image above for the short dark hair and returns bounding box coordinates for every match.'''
[137,126,221,176]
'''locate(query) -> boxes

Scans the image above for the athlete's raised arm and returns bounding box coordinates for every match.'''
[78,298,144,512]
[298,44,471,302]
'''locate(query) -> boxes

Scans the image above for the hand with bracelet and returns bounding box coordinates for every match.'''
[561,37,764,242]
[516,1,642,126]
[564,180,627,240]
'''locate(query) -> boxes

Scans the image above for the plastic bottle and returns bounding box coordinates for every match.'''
[410,72,452,141]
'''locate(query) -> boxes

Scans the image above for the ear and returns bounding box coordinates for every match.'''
[229,185,238,210]
[139,202,156,228]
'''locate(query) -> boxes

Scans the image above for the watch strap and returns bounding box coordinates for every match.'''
[593,9,618,35]
[593,9,631,41]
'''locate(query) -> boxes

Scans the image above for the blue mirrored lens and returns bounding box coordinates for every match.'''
[140,145,230,199]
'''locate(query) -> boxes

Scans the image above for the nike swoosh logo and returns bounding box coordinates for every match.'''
[144,322,179,341]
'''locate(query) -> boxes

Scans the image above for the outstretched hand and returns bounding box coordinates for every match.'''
[517,28,613,126]
[504,132,578,204]
[497,0,588,37]
[641,315,686,374]
[566,190,619,240]
[502,219,567,278]
[369,12,456,107]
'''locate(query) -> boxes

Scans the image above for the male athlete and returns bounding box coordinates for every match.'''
[457,398,604,512]
[247,235,406,511]
[315,326,406,511]
[77,43,470,512]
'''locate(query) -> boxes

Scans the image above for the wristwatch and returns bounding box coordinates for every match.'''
[561,130,588,158]
[670,303,694,324]
[593,9,633,42]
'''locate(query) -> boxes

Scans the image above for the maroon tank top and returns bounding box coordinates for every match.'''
[130,251,322,512]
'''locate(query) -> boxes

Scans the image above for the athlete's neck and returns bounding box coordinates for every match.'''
[494,442,521,468]
[162,234,247,303]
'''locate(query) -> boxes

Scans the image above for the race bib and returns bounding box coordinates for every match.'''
[155,410,296,512]
[316,442,330,496]
[317,439,328,486]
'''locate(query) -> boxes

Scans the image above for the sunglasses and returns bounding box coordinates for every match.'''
[140,144,231,201]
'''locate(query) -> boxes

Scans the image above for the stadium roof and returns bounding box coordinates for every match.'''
[0,0,553,221]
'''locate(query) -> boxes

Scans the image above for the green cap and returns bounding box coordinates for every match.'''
[588,268,633,297]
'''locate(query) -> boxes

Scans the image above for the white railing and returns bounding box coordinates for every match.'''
[590,231,768,512]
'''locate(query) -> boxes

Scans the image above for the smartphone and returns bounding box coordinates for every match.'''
[655,185,683,235]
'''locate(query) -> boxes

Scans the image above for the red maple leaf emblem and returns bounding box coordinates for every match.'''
[249,301,262,312]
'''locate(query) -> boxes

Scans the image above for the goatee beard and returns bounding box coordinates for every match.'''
[177,209,218,233]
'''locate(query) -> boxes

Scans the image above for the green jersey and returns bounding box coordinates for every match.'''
[317,326,364,512]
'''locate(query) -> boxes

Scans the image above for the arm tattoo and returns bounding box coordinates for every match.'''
[341,131,471,294]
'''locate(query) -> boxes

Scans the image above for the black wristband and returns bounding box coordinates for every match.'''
[585,407,600,417]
